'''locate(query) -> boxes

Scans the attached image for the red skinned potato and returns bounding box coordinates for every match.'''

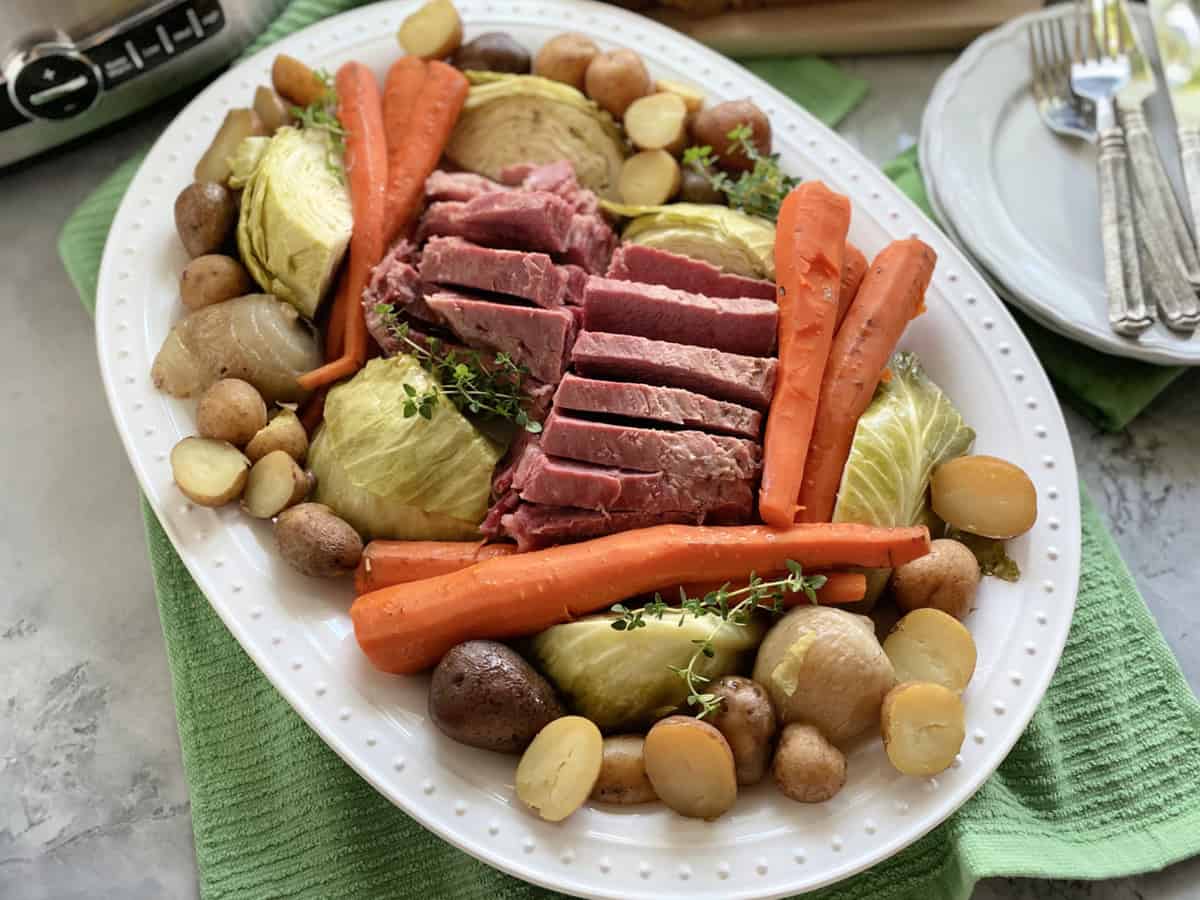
[691,99,772,172]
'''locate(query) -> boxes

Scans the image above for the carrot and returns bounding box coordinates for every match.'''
[663,571,867,607]
[350,522,929,674]
[382,59,428,235]
[383,60,468,244]
[837,242,868,330]
[797,238,937,523]
[758,182,851,529]
[323,269,350,361]
[298,386,328,436]
[297,62,389,392]
[355,540,517,594]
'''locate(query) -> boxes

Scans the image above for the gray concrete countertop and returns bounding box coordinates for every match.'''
[2,51,1198,900]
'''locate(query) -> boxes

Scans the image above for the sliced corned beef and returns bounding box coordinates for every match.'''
[418,191,574,254]
[424,290,575,383]
[553,373,762,439]
[606,244,778,301]
[492,430,541,498]
[500,504,704,551]
[560,264,589,304]
[560,214,615,273]
[512,446,754,515]
[583,276,778,356]
[571,331,778,409]
[425,170,509,203]
[480,490,521,540]
[419,236,567,308]
[540,411,760,481]
[499,160,600,215]
[363,243,442,351]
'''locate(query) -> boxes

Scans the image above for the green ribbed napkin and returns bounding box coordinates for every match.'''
[58,2,1200,897]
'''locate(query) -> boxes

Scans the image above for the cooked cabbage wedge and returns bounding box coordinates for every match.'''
[447,73,626,198]
[833,352,975,601]
[600,201,776,279]
[530,610,764,732]
[229,127,352,319]
[307,356,505,540]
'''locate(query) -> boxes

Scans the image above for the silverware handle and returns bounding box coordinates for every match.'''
[1179,125,1200,256]
[1134,192,1200,332]
[1124,108,1200,284]
[1098,125,1154,336]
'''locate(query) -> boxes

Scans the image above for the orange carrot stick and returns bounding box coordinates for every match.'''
[323,269,350,361]
[664,571,867,607]
[350,523,930,674]
[383,60,468,244]
[354,540,517,595]
[382,58,428,237]
[837,242,868,330]
[758,182,851,529]
[298,386,328,436]
[298,62,388,391]
[797,238,937,523]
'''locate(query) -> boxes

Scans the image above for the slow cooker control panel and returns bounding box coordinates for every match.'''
[2,0,226,128]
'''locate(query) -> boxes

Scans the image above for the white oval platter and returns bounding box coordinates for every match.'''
[922,5,1200,366]
[94,1,1081,897]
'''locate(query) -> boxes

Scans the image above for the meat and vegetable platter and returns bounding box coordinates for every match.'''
[94,1,1081,896]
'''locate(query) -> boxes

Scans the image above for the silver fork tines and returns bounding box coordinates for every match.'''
[1029,17,1095,141]
[1069,0,1155,336]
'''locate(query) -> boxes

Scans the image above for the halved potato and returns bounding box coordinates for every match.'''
[643,715,737,819]
[170,437,250,506]
[883,608,977,693]
[881,682,965,776]
[398,0,463,60]
[624,92,689,153]
[516,716,603,822]
[619,150,681,206]
[242,450,311,519]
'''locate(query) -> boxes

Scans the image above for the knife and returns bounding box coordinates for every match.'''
[1109,0,1200,329]
[1151,0,1200,322]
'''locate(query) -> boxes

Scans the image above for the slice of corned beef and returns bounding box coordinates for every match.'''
[570,331,778,409]
[499,160,600,215]
[424,170,509,203]
[362,243,443,351]
[424,290,576,383]
[540,411,761,481]
[419,236,567,308]
[480,490,521,540]
[606,244,778,301]
[583,276,778,356]
[418,191,574,254]
[500,504,705,551]
[512,446,754,515]
[553,373,762,439]
[560,264,589,304]
[560,214,616,273]
[491,430,541,498]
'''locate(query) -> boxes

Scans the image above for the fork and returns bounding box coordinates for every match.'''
[1030,17,1096,141]
[1070,0,1155,336]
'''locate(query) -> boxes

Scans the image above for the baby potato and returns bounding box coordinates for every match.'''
[274,503,362,577]
[533,33,599,90]
[707,676,777,786]
[271,54,328,107]
[883,608,977,693]
[618,150,680,206]
[772,723,846,803]
[196,378,268,447]
[679,167,725,205]
[624,92,689,153]
[194,108,267,184]
[591,734,657,804]
[655,78,705,115]
[174,183,238,258]
[398,0,463,60]
[690,99,771,172]
[253,85,293,133]
[180,254,253,311]
[170,437,250,507]
[584,49,652,117]
[892,539,981,620]
[516,716,604,821]
[643,716,737,820]
[242,450,311,519]
[881,682,965,777]
[452,32,530,74]
[244,408,309,463]
[931,455,1037,539]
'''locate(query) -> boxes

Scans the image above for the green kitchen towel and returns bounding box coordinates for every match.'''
[885,147,1191,431]
[57,1,1200,898]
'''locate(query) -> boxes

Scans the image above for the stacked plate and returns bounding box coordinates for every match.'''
[921,5,1200,365]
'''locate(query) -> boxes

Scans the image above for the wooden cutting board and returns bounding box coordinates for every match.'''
[649,0,1042,56]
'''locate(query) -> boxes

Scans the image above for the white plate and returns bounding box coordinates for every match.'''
[94,2,1081,897]
[922,5,1200,366]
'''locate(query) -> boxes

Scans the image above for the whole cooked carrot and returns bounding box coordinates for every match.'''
[382,58,428,238]
[350,522,929,674]
[663,571,867,607]
[837,242,868,330]
[323,269,350,361]
[298,62,388,391]
[797,238,937,523]
[355,540,517,594]
[298,386,327,435]
[758,182,851,529]
[384,60,468,244]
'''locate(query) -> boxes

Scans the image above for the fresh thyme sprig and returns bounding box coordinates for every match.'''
[610,561,828,718]
[291,69,345,181]
[375,304,542,433]
[682,124,801,221]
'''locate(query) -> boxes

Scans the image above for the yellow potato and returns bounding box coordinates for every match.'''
[584,49,651,117]
[253,85,293,133]
[884,608,977,693]
[196,378,268,447]
[242,450,311,519]
[194,108,267,184]
[515,716,603,821]
[533,33,599,90]
[931,455,1037,539]
[170,437,250,507]
[655,79,705,115]
[881,682,965,777]
[274,503,362,577]
[624,92,689,153]
[398,0,463,60]
[591,735,657,804]
[244,408,309,463]
[271,54,328,107]
[643,716,737,819]
[892,539,981,620]
[618,150,680,206]
[772,723,846,803]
